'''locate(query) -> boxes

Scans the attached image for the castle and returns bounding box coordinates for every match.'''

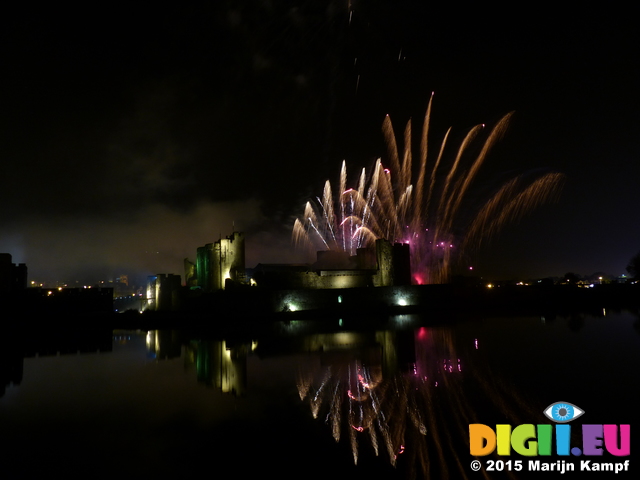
[146,231,412,311]
[146,232,245,311]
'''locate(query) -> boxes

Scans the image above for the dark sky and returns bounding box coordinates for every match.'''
[1,3,639,285]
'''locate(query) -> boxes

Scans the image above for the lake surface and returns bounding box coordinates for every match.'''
[1,310,638,479]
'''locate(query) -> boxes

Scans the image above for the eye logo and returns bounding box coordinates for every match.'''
[543,401,584,423]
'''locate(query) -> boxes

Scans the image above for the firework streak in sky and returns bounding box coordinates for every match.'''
[293,94,564,283]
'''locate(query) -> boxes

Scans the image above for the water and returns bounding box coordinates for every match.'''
[1,310,638,479]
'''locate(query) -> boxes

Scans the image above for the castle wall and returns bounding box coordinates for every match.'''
[304,270,374,289]
[252,266,375,289]
[273,284,422,313]
[253,238,410,290]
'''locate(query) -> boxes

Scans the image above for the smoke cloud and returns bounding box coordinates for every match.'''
[1,199,306,287]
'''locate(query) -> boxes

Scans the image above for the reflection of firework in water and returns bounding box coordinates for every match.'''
[297,327,541,479]
[293,95,564,283]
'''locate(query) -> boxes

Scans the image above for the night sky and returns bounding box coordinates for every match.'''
[2,3,639,285]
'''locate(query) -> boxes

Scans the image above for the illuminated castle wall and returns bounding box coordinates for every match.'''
[252,239,411,290]
[192,232,246,292]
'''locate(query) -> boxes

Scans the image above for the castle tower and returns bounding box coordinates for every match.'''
[375,239,394,287]
[392,242,412,286]
[212,232,245,290]
[154,273,182,311]
[196,244,214,291]
[372,240,411,286]
[191,232,246,292]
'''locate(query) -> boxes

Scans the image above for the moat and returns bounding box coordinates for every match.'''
[1,310,638,478]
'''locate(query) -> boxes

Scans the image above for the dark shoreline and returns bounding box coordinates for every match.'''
[5,283,638,332]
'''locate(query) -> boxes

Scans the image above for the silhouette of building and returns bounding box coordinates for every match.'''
[22,287,113,314]
[0,253,27,292]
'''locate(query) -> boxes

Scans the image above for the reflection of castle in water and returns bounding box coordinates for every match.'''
[184,340,248,396]
[290,323,542,479]
[21,320,544,480]
[295,326,466,472]
[0,341,23,399]
[1,319,549,478]
[145,330,249,396]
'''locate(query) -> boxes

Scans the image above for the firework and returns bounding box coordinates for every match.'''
[293,94,564,283]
